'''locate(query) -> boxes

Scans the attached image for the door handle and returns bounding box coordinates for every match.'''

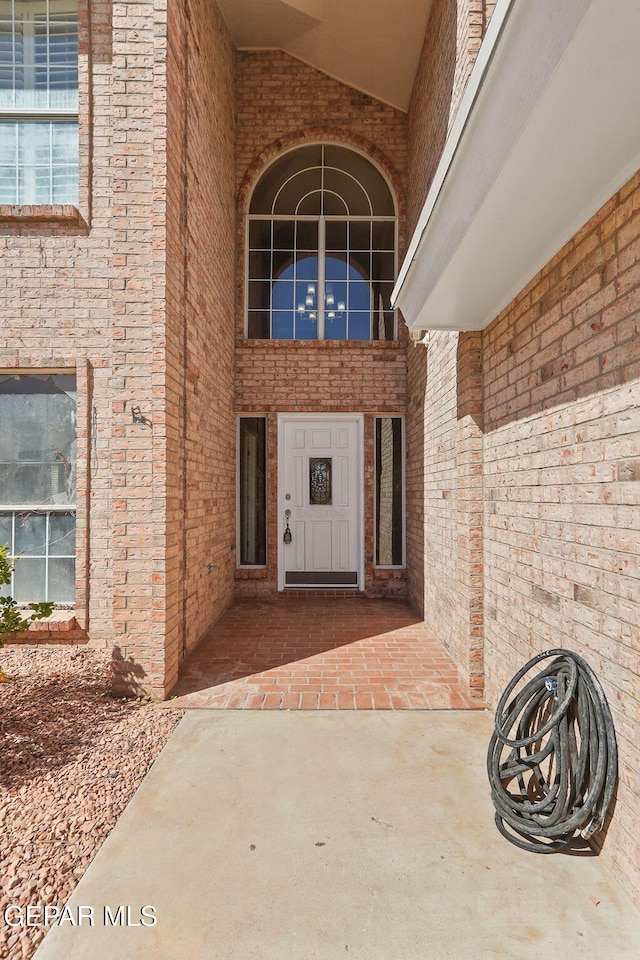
[284,509,292,543]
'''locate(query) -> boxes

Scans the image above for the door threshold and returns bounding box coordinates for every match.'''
[282,585,361,591]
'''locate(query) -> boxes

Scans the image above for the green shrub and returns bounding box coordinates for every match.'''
[0,543,54,668]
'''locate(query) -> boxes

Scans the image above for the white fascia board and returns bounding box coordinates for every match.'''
[394,0,640,333]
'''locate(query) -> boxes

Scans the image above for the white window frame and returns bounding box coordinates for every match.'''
[1,508,76,604]
[0,369,77,604]
[246,214,398,341]
[245,144,398,342]
[0,0,79,205]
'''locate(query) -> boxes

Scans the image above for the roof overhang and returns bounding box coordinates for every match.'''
[393,0,640,333]
[217,0,434,111]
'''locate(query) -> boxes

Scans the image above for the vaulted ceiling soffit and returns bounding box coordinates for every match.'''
[216,0,434,111]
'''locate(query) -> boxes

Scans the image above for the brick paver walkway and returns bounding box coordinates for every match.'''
[169,598,484,710]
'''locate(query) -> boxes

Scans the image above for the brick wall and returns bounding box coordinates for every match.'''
[165,0,236,690]
[407,0,457,233]
[406,1,640,903]
[236,50,407,200]
[407,0,495,233]
[483,170,640,906]
[405,331,484,694]
[0,0,114,652]
[0,0,237,698]
[235,342,406,413]
[234,51,408,598]
[405,0,492,692]
[0,0,174,696]
[107,0,172,698]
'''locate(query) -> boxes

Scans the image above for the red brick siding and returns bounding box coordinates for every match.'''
[165,0,236,691]
[455,332,484,696]
[236,50,407,198]
[407,0,496,233]
[235,342,406,413]
[405,0,493,687]
[108,0,171,697]
[405,342,427,614]
[1,0,174,697]
[407,0,457,233]
[405,331,484,696]
[483,170,640,906]
[0,0,114,652]
[234,51,408,598]
[0,0,236,698]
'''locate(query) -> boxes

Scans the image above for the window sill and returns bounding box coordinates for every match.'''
[24,610,78,632]
[0,204,86,230]
[6,610,86,644]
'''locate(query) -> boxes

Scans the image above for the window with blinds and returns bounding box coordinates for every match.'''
[0,0,78,204]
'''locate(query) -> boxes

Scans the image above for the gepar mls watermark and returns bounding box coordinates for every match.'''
[3,904,157,927]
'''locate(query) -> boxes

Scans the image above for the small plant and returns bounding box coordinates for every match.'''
[0,544,53,680]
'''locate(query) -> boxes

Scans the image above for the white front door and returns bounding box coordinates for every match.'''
[278,415,363,589]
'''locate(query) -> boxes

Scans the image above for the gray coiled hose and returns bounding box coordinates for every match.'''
[487,649,618,853]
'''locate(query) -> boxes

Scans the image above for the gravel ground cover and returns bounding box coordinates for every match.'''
[0,644,183,960]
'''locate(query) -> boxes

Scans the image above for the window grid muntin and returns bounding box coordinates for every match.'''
[0,0,78,204]
[0,507,76,603]
[247,145,397,341]
[272,166,374,217]
[0,117,77,203]
[247,214,398,341]
[250,144,396,218]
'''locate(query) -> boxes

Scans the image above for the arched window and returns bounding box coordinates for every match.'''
[246,145,397,341]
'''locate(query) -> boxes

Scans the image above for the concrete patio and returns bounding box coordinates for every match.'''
[34,710,640,960]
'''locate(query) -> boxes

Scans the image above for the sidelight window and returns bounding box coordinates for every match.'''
[238,417,267,566]
[374,417,404,567]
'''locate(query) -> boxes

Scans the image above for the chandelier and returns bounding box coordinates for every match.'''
[297,283,345,321]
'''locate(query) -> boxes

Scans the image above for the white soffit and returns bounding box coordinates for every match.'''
[217,0,434,111]
[393,0,640,332]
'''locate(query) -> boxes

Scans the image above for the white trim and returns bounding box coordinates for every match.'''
[248,141,399,218]
[392,0,515,300]
[0,504,76,511]
[1,508,76,603]
[277,413,364,591]
[393,0,640,332]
